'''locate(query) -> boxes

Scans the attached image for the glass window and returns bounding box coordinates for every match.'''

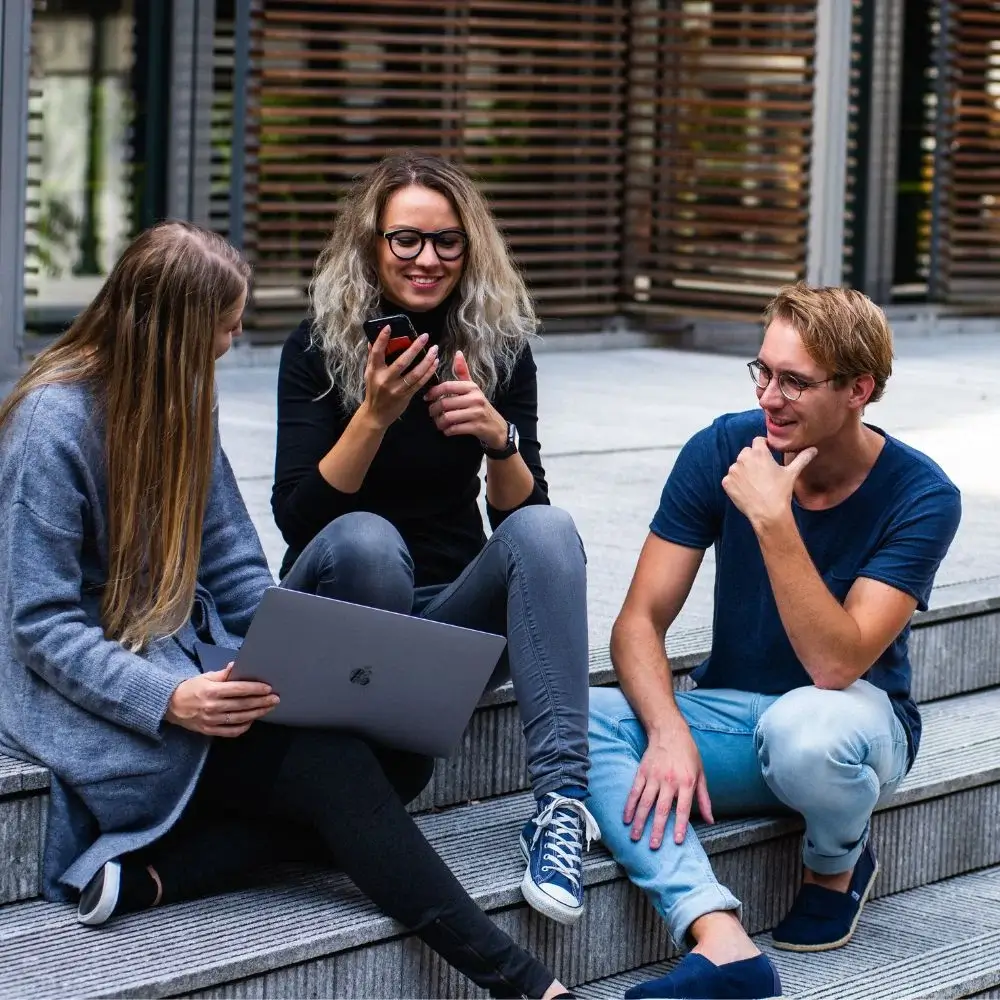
[25,0,137,331]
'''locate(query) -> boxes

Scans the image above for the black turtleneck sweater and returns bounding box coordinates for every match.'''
[271,301,549,585]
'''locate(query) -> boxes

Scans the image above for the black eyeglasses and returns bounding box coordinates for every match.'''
[380,228,469,262]
[747,360,838,402]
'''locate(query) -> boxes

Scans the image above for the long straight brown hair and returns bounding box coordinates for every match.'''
[0,221,250,650]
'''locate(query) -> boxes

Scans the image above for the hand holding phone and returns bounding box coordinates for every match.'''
[362,313,421,365]
[363,313,443,382]
[361,314,441,427]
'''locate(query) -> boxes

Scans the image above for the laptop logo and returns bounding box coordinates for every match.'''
[350,667,373,687]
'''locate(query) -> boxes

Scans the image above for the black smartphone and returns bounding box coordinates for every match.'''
[362,313,439,383]
[362,313,419,364]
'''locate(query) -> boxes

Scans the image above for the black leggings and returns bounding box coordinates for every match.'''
[135,724,554,999]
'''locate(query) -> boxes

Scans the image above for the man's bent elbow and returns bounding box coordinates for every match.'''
[808,657,871,691]
[611,608,652,655]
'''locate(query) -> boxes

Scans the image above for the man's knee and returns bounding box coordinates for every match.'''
[755,686,875,804]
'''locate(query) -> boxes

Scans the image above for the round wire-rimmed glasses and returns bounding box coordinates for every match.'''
[747,360,838,402]
[380,228,469,261]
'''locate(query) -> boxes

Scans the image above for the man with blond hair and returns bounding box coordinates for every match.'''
[588,284,961,999]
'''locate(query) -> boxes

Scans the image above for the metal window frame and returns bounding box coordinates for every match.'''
[0,2,31,381]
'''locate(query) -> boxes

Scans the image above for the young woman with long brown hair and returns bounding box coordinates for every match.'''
[273,153,598,926]
[0,221,570,999]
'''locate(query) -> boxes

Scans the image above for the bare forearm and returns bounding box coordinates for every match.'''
[317,404,386,494]
[610,613,688,742]
[485,453,536,509]
[755,511,865,688]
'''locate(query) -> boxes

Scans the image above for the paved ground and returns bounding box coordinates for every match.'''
[217,330,1000,653]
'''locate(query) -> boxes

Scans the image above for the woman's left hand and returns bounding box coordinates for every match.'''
[424,350,508,449]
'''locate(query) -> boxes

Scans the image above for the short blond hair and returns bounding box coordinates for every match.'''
[763,282,894,403]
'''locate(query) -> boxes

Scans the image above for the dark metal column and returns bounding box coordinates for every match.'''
[168,0,217,225]
[0,2,31,383]
[849,0,906,304]
[806,0,854,287]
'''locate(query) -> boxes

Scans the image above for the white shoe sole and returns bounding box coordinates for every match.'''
[77,862,121,926]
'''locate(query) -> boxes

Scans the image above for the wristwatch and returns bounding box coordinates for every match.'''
[483,420,519,460]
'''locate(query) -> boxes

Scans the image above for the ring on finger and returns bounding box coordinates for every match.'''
[401,373,413,388]
[225,712,232,726]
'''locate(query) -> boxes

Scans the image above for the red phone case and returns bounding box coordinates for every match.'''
[386,336,413,357]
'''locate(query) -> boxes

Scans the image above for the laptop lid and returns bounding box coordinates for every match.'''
[212,587,506,758]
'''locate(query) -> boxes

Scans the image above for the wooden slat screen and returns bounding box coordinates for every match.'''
[937,0,1000,304]
[23,0,46,313]
[210,2,236,239]
[840,0,867,290]
[622,0,818,320]
[244,0,629,341]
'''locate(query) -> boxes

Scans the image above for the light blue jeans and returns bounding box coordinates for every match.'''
[281,506,590,797]
[587,682,910,945]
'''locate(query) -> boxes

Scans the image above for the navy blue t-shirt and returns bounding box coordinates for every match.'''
[651,410,961,763]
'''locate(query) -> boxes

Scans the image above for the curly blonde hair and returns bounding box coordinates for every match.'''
[309,152,537,409]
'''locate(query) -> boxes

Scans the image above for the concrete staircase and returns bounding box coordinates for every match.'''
[1,576,1000,998]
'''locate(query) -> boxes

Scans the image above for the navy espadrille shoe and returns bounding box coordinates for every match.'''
[771,840,878,952]
[624,953,782,999]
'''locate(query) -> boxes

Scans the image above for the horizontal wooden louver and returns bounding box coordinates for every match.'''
[23,0,46,314]
[939,0,1000,305]
[840,0,866,290]
[622,1,818,321]
[210,4,236,240]
[244,0,629,342]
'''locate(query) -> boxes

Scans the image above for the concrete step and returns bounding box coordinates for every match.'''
[1,576,999,906]
[0,755,47,905]
[576,866,1000,999]
[0,687,998,998]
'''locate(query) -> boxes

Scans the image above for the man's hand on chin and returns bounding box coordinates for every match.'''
[722,437,817,531]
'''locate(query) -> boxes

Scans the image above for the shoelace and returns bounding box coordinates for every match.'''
[529,795,601,889]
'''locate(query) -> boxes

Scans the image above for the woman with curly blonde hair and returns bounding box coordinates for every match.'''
[272,152,598,925]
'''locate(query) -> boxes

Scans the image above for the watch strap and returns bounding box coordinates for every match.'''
[483,421,518,459]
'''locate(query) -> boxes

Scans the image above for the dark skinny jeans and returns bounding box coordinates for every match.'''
[136,721,554,998]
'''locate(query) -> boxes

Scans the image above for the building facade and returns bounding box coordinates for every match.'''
[1,0,997,378]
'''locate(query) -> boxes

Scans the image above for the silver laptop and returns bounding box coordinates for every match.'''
[194,587,506,757]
